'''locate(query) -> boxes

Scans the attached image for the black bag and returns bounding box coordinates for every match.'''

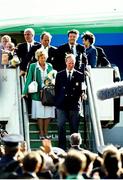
[41,85,55,106]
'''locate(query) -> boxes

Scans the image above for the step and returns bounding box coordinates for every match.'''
[29,121,90,130]
[29,117,92,150]
[30,139,92,151]
[29,131,92,150]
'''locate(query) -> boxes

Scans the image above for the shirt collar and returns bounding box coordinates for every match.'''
[69,43,77,49]
[27,41,34,52]
[66,68,74,76]
[27,41,34,46]
[42,45,49,50]
[36,62,48,71]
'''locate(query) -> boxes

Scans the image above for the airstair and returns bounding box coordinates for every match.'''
[0,66,123,152]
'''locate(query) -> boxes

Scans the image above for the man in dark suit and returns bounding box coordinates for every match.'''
[96,46,111,67]
[56,29,88,72]
[16,28,39,115]
[55,54,84,150]
[26,31,57,70]
[16,28,39,76]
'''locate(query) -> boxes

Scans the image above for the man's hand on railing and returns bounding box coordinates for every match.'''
[81,92,87,100]
[19,70,27,76]
[85,71,90,77]
[21,94,28,98]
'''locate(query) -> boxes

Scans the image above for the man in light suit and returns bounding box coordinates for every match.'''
[55,54,84,150]
[26,31,57,70]
[16,28,39,76]
[56,29,88,72]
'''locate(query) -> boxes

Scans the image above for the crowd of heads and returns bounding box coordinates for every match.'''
[0,133,123,179]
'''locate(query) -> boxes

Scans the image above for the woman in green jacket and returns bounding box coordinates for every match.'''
[23,49,57,140]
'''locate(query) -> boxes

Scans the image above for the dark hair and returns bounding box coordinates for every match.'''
[64,153,82,174]
[64,149,86,175]
[81,31,95,44]
[23,151,41,172]
[67,29,79,37]
[40,32,52,40]
[103,149,121,175]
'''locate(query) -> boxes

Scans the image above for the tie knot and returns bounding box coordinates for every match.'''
[71,45,73,49]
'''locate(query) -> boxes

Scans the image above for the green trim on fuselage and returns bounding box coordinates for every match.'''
[0,19,123,34]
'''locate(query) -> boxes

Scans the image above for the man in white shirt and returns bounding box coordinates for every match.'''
[26,31,57,70]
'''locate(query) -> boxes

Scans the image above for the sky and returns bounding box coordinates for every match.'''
[0,0,123,21]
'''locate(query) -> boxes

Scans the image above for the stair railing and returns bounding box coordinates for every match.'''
[19,70,30,150]
[16,67,24,136]
[86,66,104,148]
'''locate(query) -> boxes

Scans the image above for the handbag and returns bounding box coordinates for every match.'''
[28,81,38,93]
[28,66,38,93]
[41,85,55,106]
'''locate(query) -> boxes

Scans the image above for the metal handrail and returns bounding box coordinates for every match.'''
[16,67,24,136]
[86,66,104,148]
[16,66,30,150]
[20,75,30,150]
[86,75,101,147]
[89,68,104,146]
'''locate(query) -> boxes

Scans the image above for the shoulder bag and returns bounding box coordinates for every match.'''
[28,66,38,93]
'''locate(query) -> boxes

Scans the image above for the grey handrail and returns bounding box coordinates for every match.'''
[86,75,101,147]
[20,76,30,150]
[86,66,104,148]
[16,67,24,136]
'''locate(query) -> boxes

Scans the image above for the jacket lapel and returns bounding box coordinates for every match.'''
[66,43,71,52]
[36,66,42,89]
[35,63,53,89]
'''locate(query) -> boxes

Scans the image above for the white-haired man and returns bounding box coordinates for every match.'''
[16,28,39,76]
[70,133,84,151]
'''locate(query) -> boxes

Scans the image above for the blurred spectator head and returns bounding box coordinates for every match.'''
[22,151,41,173]
[1,134,24,156]
[70,133,82,146]
[63,149,86,175]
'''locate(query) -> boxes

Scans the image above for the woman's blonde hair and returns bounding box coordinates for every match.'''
[35,49,48,61]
